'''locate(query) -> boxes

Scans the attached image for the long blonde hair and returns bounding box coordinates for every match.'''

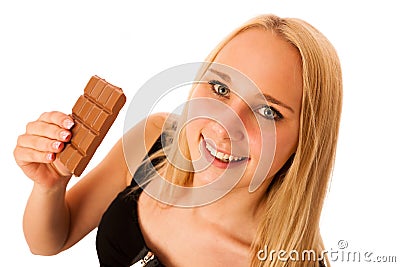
[141,14,342,267]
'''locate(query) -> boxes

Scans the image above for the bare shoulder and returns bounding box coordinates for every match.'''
[147,112,169,129]
[123,112,170,184]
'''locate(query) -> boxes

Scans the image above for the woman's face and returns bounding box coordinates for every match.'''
[185,28,303,191]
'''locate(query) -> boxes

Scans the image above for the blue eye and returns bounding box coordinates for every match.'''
[209,80,230,97]
[257,105,282,121]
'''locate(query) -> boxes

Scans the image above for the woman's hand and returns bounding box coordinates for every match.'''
[14,111,74,188]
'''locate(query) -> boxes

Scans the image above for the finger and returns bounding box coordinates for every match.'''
[38,111,74,130]
[26,121,72,142]
[14,146,55,165]
[17,134,65,153]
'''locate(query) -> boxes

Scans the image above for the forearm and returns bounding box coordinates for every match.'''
[23,180,71,255]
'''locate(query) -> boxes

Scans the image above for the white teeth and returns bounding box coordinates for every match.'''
[205,141,245,162]
[207,143,217,156]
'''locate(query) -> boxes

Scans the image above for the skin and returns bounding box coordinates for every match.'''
[15,27,302,266]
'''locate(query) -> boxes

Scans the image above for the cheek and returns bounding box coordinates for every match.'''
[277,123,299,151]
[185,116,210,135]
[184,118,207,157]
[265,124,299,177]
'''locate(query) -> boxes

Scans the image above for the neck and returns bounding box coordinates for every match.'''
[190,182,268,244]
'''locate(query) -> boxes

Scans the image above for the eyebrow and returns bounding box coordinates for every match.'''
[261,94,294,113]
[208,68,232,83]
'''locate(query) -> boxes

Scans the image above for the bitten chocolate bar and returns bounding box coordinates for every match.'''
[57,76,126,176]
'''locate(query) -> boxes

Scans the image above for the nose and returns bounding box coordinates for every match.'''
[187,96,250,143]
[210,99,249,142]
[210,116,244,142]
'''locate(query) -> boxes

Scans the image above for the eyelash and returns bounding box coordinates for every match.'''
[207,80,284,121]
[208,80,230,98]
[256,105,283,121]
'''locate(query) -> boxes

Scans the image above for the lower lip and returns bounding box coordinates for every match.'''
[200,137,248,169]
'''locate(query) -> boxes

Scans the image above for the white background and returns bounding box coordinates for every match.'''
[1,0,399,266]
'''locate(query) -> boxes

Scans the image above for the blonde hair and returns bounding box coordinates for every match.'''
[141,14,342,267]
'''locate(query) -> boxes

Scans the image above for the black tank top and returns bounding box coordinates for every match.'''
[96,135,165,267]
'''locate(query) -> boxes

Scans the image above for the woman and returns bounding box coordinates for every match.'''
[14,14,342,267]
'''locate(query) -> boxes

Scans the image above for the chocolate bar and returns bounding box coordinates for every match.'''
[57,76,126,176]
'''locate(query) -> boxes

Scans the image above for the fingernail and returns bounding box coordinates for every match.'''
[60,131,70,141]
[53,141,62,150]
[63,119,74,129]
[47,153,54,161]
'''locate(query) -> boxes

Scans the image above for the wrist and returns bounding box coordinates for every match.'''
[33,175,70,195]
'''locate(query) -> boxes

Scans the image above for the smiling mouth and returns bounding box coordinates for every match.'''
[203,138,248,163]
